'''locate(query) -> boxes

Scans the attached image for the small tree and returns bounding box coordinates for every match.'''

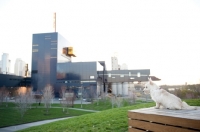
[85,87,97,103]
[59,86,67,112]
[65,90,75,107]
[107,94,123,108]
[110,95,116,108]
[106,93,115,108]
[115,97,124,108]
[59,86,66,100]
[26,87,34,109]
[0,86,9,107]
[43,84,54,115]
[61,90,75,114]
[128,90,137,104]
[34,90,43,108]
[15,87,33,120]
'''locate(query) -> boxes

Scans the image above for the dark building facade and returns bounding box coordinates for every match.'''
[57,62,98,86]
[31,32,70,92]
[0,74,31,87]
[56,61,102,97]
[31,32,101,96]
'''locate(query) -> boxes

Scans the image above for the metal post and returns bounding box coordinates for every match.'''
[122,82,123,97]
[103,66,105,92]
[81,85,83,108]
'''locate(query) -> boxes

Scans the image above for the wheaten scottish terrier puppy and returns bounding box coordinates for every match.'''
[143,78,197,110]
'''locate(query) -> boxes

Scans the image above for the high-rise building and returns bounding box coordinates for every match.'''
[1,53,10,74]
[14,58,26,76]
[111,53,128,70]
[121,63,128,70]
[111,56,120,70]
[31,32,72,91]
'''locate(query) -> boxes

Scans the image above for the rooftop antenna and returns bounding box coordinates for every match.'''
[53,12,56,32]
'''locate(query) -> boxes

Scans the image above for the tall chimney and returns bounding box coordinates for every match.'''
[53,12,56,32]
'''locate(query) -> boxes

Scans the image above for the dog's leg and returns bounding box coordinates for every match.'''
[155,102,160,109]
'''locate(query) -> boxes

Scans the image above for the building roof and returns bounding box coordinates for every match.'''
[149,76,161,81]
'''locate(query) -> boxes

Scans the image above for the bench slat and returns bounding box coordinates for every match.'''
[128,128,146,132]
[129,119,198,132]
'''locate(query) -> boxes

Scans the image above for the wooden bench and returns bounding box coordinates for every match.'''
[128,107,200,132]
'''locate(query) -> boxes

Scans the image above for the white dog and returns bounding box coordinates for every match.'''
[143,78,197,110]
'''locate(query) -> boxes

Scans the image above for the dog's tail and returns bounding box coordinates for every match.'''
[182,101,197,110]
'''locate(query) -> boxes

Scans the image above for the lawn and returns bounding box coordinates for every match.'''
[73,99,148,111]
[18,99,200,132]
[0,102,95,128]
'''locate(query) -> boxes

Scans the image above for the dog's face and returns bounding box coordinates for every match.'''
[143,77,154,94]
[143,82,151,94]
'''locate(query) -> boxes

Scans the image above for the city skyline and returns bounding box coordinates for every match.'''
[0,0,200,85]
[0,53,28,76]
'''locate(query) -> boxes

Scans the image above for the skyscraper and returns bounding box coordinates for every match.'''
[111,53,128,70]
[14,58,26,76]
[111,54,120,70]
[1,53,10,74]
[31,32,70,91]
[120,63,128,70]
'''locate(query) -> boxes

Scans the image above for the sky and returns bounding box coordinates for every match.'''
[0,0,200,85]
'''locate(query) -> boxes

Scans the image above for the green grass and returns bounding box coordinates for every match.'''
[17,99,200,132]
[0,103,95,128]
[1,99,199,131]
[183,99,200,106]
[18,103,155,132]
[73,99,149,111]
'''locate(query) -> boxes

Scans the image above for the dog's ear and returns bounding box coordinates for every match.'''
[148,77,154,85]
[148,77,152,81]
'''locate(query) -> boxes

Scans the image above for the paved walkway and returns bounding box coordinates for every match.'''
[7,99,92,105]
[0,107,99,132]
[69,107,99,112]
[0,117,73,132]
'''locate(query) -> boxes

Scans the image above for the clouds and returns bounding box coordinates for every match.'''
[0,0,200,85]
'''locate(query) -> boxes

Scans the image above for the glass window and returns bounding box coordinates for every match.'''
[32,49,38,52]
[108,73,111,77]
[129,72,131,76]
[137,72,140,77]
[90,76,95,79]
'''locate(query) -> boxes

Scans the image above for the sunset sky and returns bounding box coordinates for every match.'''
[0,0,200,85]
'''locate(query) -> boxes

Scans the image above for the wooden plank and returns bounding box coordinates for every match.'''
[128,128,146,132]
[128,112,200,130]
[129,119,198,132]
[128,107,200,120]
